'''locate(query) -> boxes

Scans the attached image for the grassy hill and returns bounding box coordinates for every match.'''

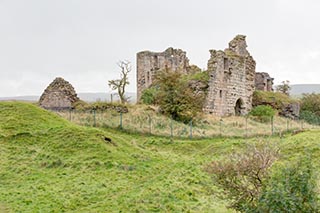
[0,102,319,212]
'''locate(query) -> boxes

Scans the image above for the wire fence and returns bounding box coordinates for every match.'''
[55,109,317,139]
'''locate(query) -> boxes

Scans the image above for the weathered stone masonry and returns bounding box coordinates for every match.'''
[204,35,256,116]
[136,35,274,116]
[136,47,190,100]
[255,72,274,91]
[39,77,79,110]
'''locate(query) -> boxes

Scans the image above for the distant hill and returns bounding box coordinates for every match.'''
[1,85,320,102]
[290,84,320,96]
[0,92,137,103]
[0,96,38,102]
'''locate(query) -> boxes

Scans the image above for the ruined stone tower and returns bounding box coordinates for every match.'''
[255,72,274,91]
[136,47,190,100]
[203,35,256,116]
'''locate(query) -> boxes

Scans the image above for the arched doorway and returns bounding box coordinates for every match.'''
[235,98,243,116]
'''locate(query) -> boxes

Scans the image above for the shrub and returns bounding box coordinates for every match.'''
[206,142,280,212]
[153,68,204,123]
[301,93,320,116]
[140,87,158,105]
[300,110,320,125]
[72,100,90,111]
[73,101,128,113]
[252,90,296,110]
[185,70,209,82]
[255,157,319,212]
[249,105,276,122]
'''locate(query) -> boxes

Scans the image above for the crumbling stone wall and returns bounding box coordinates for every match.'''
[136,47,190,100]
[136,35,276,117]
[203,35,256,116]
[255,72,274,91]
[39,77,79,110]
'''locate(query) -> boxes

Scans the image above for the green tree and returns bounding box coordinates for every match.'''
[108,61,131,104]
[276,80,291,96]
[140,87,159,105]
[154,68,204,122]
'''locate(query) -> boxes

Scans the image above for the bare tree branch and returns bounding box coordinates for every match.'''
[108,60,131,104]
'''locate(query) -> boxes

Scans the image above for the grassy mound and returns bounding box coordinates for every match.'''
[0,102,319,212]
[252,91,298,110]
[0,102,233,212]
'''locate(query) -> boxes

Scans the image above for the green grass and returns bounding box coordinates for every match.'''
[57,104,313,138]
[253,90,298,109]
[0,102,320,212]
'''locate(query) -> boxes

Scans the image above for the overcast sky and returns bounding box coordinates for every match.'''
[1,0,320,97]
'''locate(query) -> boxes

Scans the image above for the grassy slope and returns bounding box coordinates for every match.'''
[58,104,312,138]
[0,102,319,212]
[0,102,234,212]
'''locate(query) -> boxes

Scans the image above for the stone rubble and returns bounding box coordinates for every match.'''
[39,77,79,110]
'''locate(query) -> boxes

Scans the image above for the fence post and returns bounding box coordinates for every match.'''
[301,119,304,130]
[189,119,193,139]
[69,108,72,121]
[93,109,96,127]
[119,112,123,129]
[271,116,274,135]
[245,116,248,138]
[219,118,222,137]
[286,118,289,132]
[148,114,152,135]
[170,115,173,138]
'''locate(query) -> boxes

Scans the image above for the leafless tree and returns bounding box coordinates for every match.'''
[108,61,131,104]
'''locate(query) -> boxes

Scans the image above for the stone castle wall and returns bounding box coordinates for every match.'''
[203,35,256,116]
[136,47,190,100]
[136,35,276,116]
[255,72,274,91]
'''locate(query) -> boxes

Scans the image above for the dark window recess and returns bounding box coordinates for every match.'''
[153,55,158,69]
[224,58,229,70]
[147,72,150,83]
[219,90,223,98]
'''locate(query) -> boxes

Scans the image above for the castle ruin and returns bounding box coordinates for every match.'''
[255,72,274,91]
[136,47,190,100]
[136,35,273,116]
[204,35,256,116]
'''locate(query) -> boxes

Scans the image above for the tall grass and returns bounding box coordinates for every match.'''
[56,105,314,138]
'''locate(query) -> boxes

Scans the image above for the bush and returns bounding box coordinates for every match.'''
[73,101,128,113]
[255,157,319,212]
[252,90,296,110]
[300,110,320,125]
[206,144,319,213]
[206,142,280,212]
[249,105,276,122]
[140,87,158,105]
[153,68,204,123]
[301,93,320,116]
[184,70,209,83]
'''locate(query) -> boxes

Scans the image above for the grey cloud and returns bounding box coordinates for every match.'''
[1,0,320,96]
